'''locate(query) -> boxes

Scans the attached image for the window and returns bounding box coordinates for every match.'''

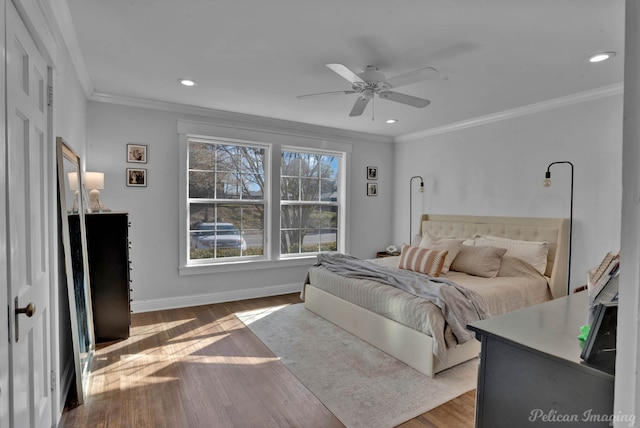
[280,149,340,255]
[180,119,349,272]
[188,138,266,262]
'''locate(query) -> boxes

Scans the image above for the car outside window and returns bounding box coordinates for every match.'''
[182,129,346,269]
[188,139,266,261]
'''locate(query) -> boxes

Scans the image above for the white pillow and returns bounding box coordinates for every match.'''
[472,234,549,275]
[418,232,464,274]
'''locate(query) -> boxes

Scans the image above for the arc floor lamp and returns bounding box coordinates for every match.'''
[543,161,574,295]
[410,176,425,243]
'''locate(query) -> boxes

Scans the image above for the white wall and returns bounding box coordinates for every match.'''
[51,26,89,421]
[393,93,623,293]
[85,101,394,309]
[53,49,87,159]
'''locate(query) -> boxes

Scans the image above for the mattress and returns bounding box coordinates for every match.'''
[305,255,551,363]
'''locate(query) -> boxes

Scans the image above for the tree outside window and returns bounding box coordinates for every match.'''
[188,140,266,261]
[280,150,339,255]
[185,137,343,265]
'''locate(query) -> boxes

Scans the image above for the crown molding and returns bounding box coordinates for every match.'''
[394,83,624,143]
[90,92,393,145]
[48,0,94,97]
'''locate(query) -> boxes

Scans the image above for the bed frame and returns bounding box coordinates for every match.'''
[303,214,569,377]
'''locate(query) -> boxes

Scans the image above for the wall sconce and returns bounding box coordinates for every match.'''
[543,161,574,295]
[410,176,425,243]
[85,172,105,212]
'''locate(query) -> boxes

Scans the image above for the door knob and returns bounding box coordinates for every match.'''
[14,298,36,342]
[16,302,35,317]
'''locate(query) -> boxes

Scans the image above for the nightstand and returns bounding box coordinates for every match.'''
[376,251,400,258]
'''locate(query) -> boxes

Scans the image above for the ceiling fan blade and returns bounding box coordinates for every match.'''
[349,96,370,117]
[326,63,365,84]
[381,66,439,89]
[297,90,356,99]
[378,91,430,108]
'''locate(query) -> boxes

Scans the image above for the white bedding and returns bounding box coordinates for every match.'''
[304,255,551,363]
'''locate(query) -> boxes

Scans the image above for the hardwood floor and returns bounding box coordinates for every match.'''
[59,293,475,428]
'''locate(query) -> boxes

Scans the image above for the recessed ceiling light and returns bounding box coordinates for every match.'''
[588,52,616,63]
[178,78,198,87]
[385,118,398,124]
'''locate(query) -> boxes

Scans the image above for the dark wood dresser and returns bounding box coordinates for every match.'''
[85,212,131,342]
[468,291,614,428]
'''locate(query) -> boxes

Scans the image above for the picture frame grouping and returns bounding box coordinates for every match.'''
[366,166,378,196]
[126,143,148,187]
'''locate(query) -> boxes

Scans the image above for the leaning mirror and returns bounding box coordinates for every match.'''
[56,137,95,405]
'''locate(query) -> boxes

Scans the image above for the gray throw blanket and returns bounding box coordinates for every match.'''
[308,253,490,345]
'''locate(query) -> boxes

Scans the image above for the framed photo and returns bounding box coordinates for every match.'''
[367,182,378,196]
[366,166,378,180]
[127,143,147,163]
[126,168,147,187]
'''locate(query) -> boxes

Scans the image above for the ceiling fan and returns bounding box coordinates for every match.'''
[297,63,439,117]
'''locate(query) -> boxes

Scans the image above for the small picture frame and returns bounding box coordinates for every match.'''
[126,168,147,187]
[367,182,378,196]
[366,166,378,180]
[127,143,147,163]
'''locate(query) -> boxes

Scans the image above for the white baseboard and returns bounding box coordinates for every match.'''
[131,283,302,313]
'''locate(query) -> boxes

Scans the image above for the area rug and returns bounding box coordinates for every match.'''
[235,304,478,428]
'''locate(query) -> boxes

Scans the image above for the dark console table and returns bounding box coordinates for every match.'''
[468,291,614,428]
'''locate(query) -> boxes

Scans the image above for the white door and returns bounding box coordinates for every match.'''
[6,1,52,427]
[0,1,8,426]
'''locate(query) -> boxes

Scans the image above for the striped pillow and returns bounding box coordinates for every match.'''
[397,245,448,277]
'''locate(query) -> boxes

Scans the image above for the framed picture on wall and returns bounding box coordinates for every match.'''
[367,182,378,196]
[367,166,378,180]
[127,143,147,163]
[126,168,147,187]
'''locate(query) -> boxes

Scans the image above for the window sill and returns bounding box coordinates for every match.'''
[178,256,317,276]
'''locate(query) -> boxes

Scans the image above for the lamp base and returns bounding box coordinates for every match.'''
[89,189,103,213]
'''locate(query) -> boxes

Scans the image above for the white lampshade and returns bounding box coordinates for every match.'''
[68,172,79,191]
[85,172,105,190]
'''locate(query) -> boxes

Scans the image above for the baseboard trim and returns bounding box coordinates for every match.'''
[131,283,302,313]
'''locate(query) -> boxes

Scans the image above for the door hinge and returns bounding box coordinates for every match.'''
[48,85,53,106]
[50,370,56,391]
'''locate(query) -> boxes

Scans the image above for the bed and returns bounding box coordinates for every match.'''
[302,214,569,377]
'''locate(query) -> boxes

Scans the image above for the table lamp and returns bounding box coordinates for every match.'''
[85,172,105,212]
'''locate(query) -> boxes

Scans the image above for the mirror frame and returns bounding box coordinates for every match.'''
[56,137,95,404]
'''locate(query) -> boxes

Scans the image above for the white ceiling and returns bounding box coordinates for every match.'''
[64,0,625,139]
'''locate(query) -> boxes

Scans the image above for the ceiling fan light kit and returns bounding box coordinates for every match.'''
[298,63,439,118]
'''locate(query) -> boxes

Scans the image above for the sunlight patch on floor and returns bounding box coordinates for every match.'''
[234,304,289,326]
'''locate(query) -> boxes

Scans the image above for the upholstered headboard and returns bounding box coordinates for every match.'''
[418,214,569,299]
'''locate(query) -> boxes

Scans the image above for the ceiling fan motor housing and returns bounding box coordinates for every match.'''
[358,65,386,83]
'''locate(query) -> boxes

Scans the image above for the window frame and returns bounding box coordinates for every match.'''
[187,137,269,264]
[178,119,350,275]
[279,146,342,258]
